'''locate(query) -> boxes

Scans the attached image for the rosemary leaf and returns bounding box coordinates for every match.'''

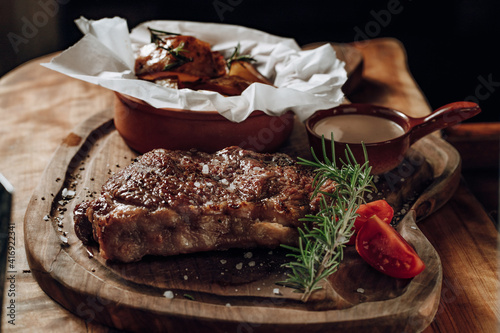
[226,43,256,69]
[147,28,193,71]
[148,27,181,44]
[158,42,193,71]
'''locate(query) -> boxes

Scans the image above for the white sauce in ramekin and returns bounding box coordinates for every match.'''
[313,114,405,143]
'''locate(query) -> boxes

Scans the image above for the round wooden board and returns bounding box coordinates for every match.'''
[24,109,461,332]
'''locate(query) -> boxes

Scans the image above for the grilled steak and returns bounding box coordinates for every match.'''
[74,147,334,263]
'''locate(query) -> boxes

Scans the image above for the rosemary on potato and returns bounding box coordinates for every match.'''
[147,27,193,71]
[226,43,256,69]
[281,135,375,302]
[160,42,192,71]
[148,27,181,43]
[148,28,254,72]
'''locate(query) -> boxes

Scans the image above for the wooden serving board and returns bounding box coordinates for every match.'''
[24,108,461,332]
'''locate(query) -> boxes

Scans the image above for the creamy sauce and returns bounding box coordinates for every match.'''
[313,114,405,143]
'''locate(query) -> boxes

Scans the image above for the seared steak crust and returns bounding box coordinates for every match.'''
[74,147,333,262]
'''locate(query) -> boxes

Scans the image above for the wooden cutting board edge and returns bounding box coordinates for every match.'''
[23,109,459,332]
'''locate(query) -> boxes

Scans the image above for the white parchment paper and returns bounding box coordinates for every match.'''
[42,17,347,122]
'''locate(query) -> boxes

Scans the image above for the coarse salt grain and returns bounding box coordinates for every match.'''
[202,164,209,174]
[273,288,281,295]
[164,290,174,299]
[248,261,256,267]
[235,262,243,270]
[357,288,365,293]
[220,259,227,264]
[244,252,253,259]
[62,188,76,199]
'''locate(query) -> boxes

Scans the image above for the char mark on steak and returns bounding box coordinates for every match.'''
[74,146,334,262]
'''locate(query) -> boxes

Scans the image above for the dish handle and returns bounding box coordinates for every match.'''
[408,101,481,145]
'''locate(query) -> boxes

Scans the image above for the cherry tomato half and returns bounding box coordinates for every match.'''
[355,215,425,279]
[347,200,394,245]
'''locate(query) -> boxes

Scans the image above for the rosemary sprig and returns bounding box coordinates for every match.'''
[281,135,375,302]
[147,27,193,71]
[226,43,256,69]
[159,42,192,71]
[148,27,181,44]
[183,293,195,301]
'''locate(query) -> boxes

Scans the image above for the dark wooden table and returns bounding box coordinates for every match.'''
[0,38,498,332]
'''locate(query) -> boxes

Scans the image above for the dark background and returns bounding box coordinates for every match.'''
[1,0,499,123]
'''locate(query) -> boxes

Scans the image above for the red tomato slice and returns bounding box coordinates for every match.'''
[347,200,394,245]
[355,215,425,279]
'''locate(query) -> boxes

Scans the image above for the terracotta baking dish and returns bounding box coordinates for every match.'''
[114,92,295,154]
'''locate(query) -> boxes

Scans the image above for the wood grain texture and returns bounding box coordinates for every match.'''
[1,38,497,332]
[420,182,499,333]
[443,122,500,169]
[23,106,455,332]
